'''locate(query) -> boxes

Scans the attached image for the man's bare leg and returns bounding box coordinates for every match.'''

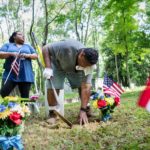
[47,89,59,106]
[46,89,59,124]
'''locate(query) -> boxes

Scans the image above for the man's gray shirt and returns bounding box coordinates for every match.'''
[46,39,92,84]
[47,39,85,72]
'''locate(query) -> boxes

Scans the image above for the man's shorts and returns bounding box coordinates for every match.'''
[46,69,92,89]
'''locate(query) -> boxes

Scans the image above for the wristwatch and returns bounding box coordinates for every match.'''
[80,107,87,112]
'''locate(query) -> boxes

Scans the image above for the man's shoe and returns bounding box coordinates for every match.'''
[46,117,56,125]
[46,110,57,125]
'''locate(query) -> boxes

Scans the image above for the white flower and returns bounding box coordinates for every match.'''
[10,104,25,117]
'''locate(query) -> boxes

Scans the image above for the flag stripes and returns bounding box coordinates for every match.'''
[103,74,124,98]
[11,59,20,76]
[4,48,22,85]
[103,88,119,97]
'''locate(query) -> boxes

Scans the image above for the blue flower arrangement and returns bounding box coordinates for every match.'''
[91,90,120,122]
[0,96,38,150]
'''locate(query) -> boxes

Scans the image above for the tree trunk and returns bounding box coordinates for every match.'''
[125,46,131,87]
[115,54,119,83]
[29,0,44,94]
[43,0,48,45]
[74,0,80,41]
[0,25,4,43]
[122,10,131,87]
[84,0,95,45]
[43,0,70,45]
[29,0,35,45]
[92,25,100,78]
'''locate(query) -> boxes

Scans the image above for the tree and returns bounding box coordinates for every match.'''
[101,0,141,86]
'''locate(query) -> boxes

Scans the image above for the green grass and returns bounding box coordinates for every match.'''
[22,91,150,150]
[64,92,79,99]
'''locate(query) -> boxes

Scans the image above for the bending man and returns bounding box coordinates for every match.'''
[42,39,98,125]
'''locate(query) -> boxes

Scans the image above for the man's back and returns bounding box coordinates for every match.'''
[50,39,84,51]
[49,39,85,71]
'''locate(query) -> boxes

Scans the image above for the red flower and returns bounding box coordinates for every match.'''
[9,112,22,125]
[114,97,120,106]
[97,99,107,108]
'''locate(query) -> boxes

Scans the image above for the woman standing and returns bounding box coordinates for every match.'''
[0,31,38,98]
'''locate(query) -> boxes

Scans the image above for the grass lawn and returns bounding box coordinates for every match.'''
[23,91,150,150]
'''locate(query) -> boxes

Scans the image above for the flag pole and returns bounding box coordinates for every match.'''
[31,32,45,67]
[4,64,14,85]
[4,48,22,85]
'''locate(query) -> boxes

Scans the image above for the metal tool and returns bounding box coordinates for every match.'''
[49,79,73,128]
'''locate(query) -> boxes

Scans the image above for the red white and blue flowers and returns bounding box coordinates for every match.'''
[91,90,120,122]
[0,96,31,150]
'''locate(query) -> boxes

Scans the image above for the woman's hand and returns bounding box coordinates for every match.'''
[19,53,29,58]
[19,53,38,59]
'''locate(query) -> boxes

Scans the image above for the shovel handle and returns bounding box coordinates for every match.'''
[53,110,73,128]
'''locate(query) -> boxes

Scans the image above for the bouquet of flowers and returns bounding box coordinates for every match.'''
[91,91,120,122]
[91,74,124,122]
[0,96,33,150]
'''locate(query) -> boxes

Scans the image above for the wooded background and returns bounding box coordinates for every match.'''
[0,0,149,94]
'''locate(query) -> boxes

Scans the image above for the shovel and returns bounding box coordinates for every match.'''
[48,79,73,128]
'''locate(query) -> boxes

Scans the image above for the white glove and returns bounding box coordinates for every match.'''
[75,66,84,71]
[43,68,53,79]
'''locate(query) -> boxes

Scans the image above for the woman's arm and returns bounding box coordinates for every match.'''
[22,53,38,60]
[0,52,17,59]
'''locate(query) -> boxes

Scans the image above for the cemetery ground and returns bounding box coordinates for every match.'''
[23,90,150,150]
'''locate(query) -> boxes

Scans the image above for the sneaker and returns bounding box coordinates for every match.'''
[46,110,57,125]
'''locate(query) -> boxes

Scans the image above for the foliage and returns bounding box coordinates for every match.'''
[0,0,150,94]
[101,0,150,86]
[23,0,31,6]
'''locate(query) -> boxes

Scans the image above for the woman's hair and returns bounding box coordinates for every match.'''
[80,48,99,65]
[9,31,19,43]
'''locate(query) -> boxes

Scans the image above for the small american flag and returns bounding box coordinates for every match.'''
[103,74,124,98]
[11,58,20,76]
